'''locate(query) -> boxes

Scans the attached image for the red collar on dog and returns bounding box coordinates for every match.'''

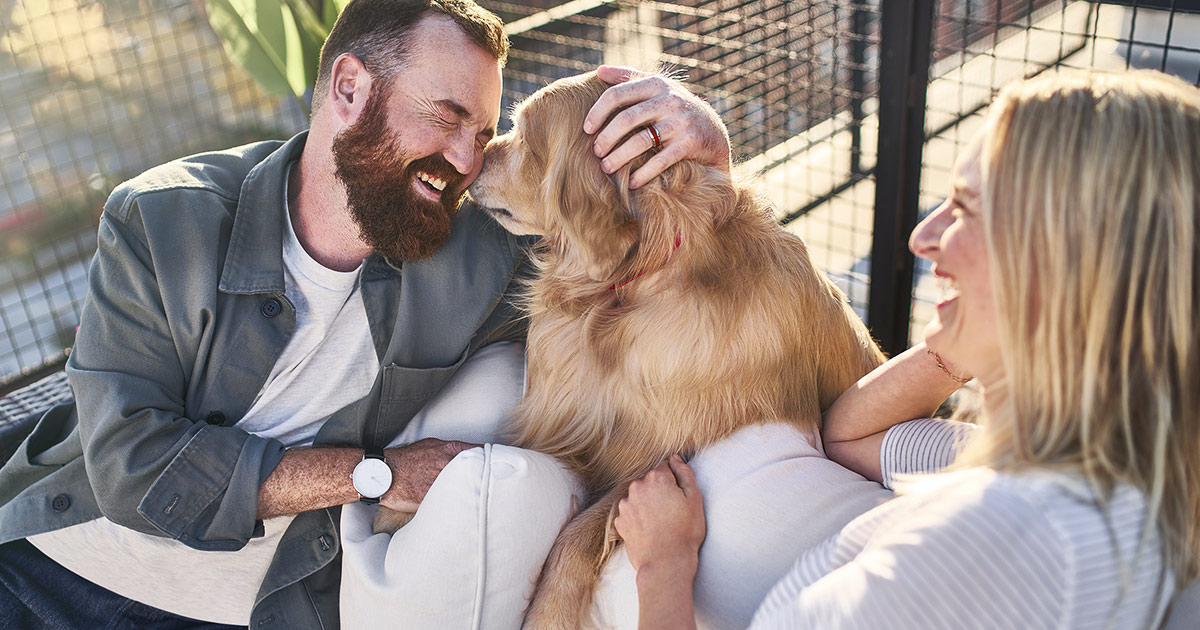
[608,235,682,290]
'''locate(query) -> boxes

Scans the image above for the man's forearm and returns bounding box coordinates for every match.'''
[257,447,364,519]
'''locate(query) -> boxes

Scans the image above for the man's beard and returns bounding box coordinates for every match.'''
[331,85,466,262]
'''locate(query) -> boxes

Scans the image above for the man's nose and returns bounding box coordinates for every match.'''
[444,132,477,176]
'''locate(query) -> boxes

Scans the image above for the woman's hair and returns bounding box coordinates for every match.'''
[966,70,1199,584]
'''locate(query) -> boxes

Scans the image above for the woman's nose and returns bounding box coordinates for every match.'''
[909,201,950,259]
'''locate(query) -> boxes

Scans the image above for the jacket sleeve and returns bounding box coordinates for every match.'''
[67,208,285,551]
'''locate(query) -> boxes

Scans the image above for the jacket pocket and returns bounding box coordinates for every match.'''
[371,349,470,448]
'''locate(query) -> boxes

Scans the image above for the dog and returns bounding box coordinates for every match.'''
[462,71,885,628]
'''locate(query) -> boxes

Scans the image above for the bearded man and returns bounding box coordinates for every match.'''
[0,0,730,628]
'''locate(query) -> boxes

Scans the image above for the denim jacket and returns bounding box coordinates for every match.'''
[0,132,530,628]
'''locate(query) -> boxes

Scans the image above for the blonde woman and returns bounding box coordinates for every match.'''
[613,70,1199,629]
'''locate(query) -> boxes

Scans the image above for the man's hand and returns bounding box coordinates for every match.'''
[585,65,732,189]
[379,438,478,512]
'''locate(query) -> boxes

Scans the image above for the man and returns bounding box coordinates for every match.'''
[0,0,729,628]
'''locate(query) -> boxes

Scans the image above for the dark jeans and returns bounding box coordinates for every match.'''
[0,538,245,629]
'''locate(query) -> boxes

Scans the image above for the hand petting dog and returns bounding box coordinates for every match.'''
[586,65,732,188]
[615,454,705,630]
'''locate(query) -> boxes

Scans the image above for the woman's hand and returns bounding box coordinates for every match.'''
[585,65,731,189]
[616,455,706,574]
[615,455,705,630]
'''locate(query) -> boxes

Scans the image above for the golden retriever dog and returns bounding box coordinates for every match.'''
[463,71,884,628]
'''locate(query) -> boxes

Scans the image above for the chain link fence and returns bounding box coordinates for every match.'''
[2,0,1198,389]
[0,0,306,389]
[908,0,1200,343]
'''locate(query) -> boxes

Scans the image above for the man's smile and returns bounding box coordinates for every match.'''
[416,170,448,199]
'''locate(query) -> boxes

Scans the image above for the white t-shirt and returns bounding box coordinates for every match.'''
[29,172,379,625]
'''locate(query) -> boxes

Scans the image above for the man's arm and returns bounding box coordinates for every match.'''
[256,439,476,519]
[77,206,475,541]
[70,209,286,549]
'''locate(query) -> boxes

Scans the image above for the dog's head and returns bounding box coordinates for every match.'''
[469,72,736,283]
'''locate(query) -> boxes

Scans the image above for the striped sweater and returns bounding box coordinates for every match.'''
[749,418,1175,629]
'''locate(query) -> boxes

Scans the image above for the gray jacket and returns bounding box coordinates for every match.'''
[0,132,530,628]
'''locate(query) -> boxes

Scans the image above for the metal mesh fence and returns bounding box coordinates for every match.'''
[0,0,307,386]
[1,0,1198,386]
[484,0,886,321]
[908,0,1200,343]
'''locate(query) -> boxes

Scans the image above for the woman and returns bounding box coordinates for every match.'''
[614,70,1200,629]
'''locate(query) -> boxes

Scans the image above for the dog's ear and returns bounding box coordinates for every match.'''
[542,128,638,281]
[614,156,739,274]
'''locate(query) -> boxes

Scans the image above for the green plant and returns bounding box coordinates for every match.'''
[205,0,349,114]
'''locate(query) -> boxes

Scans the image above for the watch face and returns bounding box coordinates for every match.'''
[352,457,392,499]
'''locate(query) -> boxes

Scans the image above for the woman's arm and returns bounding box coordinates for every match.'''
[821,343,968,482]
[614,455,706,630]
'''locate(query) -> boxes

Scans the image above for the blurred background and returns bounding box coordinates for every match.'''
[1,0,1198,394]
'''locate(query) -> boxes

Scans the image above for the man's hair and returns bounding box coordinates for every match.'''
[311,0,507,111]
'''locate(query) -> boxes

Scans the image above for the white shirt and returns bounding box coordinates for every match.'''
[750,419,1174,630]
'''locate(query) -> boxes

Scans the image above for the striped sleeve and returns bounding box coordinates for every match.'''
[749,484,1070,630]
[879,418,979,490]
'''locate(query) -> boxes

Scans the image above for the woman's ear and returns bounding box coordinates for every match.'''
[543,131,638,281]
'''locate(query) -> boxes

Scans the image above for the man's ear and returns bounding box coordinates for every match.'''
[543,131,637,282]
[329,53,373,124]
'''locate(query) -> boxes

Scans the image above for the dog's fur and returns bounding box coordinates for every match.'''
[462,72,884,628]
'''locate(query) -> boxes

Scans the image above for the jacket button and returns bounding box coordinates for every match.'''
[205,411,226,425]
[51,494,71,512]
[260,297,282,318]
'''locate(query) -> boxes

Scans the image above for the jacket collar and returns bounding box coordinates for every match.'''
[218,131,308,295]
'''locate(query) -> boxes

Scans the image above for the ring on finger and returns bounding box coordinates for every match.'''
[645,124,662,151]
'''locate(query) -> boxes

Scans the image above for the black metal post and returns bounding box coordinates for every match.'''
[848,3,869,176]
[867,0,934,357]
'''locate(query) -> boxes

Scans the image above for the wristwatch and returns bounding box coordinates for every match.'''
[350,450,392,504]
